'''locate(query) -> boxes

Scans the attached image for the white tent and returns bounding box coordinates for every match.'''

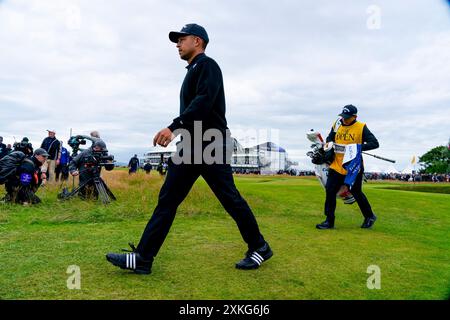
[290,162,314,171]
[365,164,383,173]
[401,165,414,174]
[383,165,399,174]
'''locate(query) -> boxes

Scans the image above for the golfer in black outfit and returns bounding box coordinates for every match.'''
[107,24,272,274]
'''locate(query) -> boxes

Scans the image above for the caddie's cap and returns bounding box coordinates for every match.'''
[339,104,358,119]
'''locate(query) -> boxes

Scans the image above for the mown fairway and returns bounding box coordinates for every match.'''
[0,170,449,300]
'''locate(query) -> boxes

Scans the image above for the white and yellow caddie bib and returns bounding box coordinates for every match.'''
[329,121,365,175]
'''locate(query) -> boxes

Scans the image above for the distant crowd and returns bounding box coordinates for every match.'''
[228,167,450,182]
[365,172,450,183]
[230,168,316,176]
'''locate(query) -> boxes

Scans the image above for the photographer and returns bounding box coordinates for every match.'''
[13,137,33,157]
[69,139,114,200]
[0,148,48,205]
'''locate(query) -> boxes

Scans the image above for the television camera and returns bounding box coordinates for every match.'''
[58,135,116,204]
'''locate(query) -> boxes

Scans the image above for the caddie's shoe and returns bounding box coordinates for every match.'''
[316,218,335,229]
[361,214,377,229]
[106,243,153,275]
[337,185,356,205]
[236,242,273,270]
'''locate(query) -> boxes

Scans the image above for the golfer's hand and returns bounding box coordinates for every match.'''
[153,128,174,147]
[71,170,79,176]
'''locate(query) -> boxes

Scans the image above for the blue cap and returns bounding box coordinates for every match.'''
[339,104,358,119]
[169,23,209,44]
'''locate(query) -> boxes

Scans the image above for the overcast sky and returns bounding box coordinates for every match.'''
[1,0,449,170]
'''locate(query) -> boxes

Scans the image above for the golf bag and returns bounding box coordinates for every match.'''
[306,130,356,204]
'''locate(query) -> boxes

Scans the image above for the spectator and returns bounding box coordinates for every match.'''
[90,131,101,139]
[5,144,12,156]
[0,136,7,159]
[40,129,61,183]
[128,154,140,175]
[143,162,152,174]
[55,142,70,182]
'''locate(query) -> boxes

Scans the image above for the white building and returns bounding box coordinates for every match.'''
[140,145,175,169]
[141,138,296,174]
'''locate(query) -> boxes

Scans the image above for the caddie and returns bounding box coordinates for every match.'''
[316,104,380,229]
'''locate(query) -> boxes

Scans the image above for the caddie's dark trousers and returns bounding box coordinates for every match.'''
[137,158,266,259]
[324,169,375,220]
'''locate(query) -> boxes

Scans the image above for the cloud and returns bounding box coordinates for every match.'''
[0,0,449,172]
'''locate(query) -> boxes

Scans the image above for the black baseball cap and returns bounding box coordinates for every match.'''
[92,139,107,150]
[34,148,49,157]
[169,23,209,44]
[339,104,358,119]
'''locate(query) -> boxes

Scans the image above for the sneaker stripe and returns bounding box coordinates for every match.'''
[250,256,261,265]
[126,254,130,268]
[250,254,262,265]
[251,253,262,263]
[253,252,264,262]
[132,253,136,269]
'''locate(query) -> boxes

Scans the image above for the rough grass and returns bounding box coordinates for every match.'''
[0,170,449,300]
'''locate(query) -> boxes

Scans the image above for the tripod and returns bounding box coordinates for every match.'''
[59,166,116,204]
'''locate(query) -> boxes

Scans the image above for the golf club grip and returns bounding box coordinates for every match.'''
[362,152,396,163]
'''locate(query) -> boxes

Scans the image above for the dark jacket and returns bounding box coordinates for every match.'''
[0,143,7,159]
[59,147,70,165]
[168,53,228,134]
[41,137,61,160]
[69,148,114,184]
[128,156,140,169]
[0,151,42,187]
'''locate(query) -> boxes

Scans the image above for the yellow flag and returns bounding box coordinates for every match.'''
[411,156,416,164]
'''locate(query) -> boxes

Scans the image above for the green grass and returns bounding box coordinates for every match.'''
[380,184,450,194]
[0,170,449,300]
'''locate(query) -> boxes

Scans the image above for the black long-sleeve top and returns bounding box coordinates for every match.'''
[167,53,228,134]
[326,119,379,151]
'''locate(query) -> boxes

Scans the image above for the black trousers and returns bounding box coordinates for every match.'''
[55,164,69,181]
[137,158,266,259]
[324,169,375,220]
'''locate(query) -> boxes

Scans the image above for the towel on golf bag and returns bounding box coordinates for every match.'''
[342,144,362,189]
